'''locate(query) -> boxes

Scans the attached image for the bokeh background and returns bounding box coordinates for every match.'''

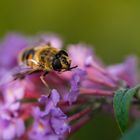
[0,0,140,139]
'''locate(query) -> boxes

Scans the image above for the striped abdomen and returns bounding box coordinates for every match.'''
[19,46,59,70]
[20,48,36,67]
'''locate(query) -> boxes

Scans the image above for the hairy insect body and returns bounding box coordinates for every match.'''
[16,44,77,89]
[19,45,58,71]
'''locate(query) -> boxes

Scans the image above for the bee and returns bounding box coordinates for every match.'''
[13,44,77,88]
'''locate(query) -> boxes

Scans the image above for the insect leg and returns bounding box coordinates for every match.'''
[40,71,50,93]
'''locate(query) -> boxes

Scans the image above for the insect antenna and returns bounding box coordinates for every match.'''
[68,65,78,71]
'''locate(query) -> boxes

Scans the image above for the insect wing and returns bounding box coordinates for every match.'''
[0,65,32,86]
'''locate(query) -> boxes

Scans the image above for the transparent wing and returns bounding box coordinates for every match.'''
[0,64,33,86]
[12,64,34,79]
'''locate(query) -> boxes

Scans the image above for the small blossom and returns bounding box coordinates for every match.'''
[64,69,86,104]
[50,107,69,135]
[38,33,63,49]
[107,56,138,87]
[40,89,60,115]
[0,33,27,69]
[67,43,93,68]
[2,81,26,111]
[0,112,25,140]
[29,90,69,140]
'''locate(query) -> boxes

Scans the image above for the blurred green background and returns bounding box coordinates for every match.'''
[0,0,140,139]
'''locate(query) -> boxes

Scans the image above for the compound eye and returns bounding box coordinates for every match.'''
[52,59,62,71]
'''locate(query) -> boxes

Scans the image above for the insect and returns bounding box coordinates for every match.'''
[13,44,77,89]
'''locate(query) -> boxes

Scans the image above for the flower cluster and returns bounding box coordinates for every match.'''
[0,33,139,140]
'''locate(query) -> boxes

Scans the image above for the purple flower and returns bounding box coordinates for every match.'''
[29,107,52,140]
[0,33,27,69]
[0,33,139,139]
[64,69,86,104]
[39,89,60,115]
[67,43,93,68]
[0,110,25,140]
[107,56,138,87]
[38,33,63,49]
[66,44,139,97]
[65,44,117,96]
[50,108,68,134]
[2,80,26,111]
[0,79,26,140]
[67,43,104,68]
[29,90,69,140]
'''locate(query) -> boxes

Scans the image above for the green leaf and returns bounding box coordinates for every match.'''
[113,85,140,133]
[120,120,140,140]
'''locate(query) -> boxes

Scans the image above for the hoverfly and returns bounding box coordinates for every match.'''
[12,44,77,89]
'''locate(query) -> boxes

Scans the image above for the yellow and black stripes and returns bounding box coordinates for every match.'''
[18,44,72,72]
[21,48,35,66]
[19,45,59,70]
